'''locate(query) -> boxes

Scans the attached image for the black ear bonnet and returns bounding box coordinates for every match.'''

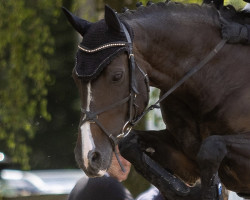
[63,6,133,81]
[76,20,129,80]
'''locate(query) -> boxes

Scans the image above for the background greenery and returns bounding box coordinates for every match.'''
[0,0,246,197]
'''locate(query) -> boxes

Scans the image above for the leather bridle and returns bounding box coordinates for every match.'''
[78,22,150,171]
[77,20,227,171]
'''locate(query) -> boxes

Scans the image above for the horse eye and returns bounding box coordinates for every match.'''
[112,72,123,82]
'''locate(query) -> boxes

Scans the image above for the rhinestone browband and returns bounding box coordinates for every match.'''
[78,42,127,53]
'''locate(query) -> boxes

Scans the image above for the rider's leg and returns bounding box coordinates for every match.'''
[197,134,250,200]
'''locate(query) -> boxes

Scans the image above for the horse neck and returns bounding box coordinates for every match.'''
[125,4,221,89]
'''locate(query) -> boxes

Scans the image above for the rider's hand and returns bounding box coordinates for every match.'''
[118,131,143,166]
[219,16,249,44]
[108,147,131,182]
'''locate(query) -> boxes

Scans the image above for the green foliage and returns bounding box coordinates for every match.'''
[139,0,246,8]
[225,0,246,10]
[139,0,203,5]
[27,0,80,170]
[0,0,62,169]
[174,0,202,4]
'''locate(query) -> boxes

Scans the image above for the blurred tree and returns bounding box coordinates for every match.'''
[0,0,62,169]
[103,0,138,12]
[28,0,99,170]
[27,0,90,169]
[175,0,203,4]
[27,0,78,169]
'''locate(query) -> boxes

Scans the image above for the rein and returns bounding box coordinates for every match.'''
[78,20,227,172]
[131,38,227,126]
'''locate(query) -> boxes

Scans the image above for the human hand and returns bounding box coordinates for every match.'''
[219,16,248,44]
[107,146,131,182]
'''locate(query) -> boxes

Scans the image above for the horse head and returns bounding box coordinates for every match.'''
[63,6,149,177]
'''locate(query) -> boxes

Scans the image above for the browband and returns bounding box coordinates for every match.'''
[78,42,127,53]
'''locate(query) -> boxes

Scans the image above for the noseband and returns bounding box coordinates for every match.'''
[78,22,149,171]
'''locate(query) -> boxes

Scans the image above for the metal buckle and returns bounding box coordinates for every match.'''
[117,121,133,139]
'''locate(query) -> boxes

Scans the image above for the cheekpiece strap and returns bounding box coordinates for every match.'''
[121,23,139,96]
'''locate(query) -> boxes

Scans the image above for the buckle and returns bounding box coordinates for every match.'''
[117,121,133,139]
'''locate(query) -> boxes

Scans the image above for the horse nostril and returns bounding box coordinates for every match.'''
[88,150,102,168]
[91,152,99,162]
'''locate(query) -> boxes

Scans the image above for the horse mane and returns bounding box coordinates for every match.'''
[120,1,221,27]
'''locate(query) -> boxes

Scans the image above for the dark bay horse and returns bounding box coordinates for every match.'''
[63,2,250,200]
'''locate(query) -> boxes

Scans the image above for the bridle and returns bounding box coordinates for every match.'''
[77,20,227,171]
[78,22,150,171]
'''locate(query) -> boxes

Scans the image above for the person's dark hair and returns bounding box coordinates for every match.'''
[68,176,132,200]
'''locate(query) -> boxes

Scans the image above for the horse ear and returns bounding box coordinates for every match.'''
[105,5,123,33]
[62,7,92,36]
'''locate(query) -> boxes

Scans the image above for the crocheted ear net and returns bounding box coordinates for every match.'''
[75,19,128,81]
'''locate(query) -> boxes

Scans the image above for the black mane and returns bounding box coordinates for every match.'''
[120,1,220,27]
[120,1,250,26]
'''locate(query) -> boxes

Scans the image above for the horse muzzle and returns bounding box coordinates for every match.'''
[74,146,107,177]
[74,134,112,177]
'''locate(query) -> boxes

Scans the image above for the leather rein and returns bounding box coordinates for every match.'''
[78,21,227,172]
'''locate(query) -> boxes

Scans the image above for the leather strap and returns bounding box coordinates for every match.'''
[132,39,227,126]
